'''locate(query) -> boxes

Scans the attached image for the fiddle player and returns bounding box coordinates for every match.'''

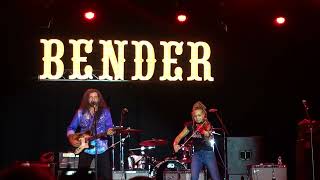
[173,101,221,180]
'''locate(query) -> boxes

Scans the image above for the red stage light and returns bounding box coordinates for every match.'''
[177,13,187,23]
[274,16,286,26]
[84,11,95,21]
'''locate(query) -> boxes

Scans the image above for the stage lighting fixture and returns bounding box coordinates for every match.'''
[84,11,95,21]
[274,16,286,26]
[176,12,188,24]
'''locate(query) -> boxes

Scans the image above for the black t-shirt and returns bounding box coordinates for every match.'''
[186,121,213,152]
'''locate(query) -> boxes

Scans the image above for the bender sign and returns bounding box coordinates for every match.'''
[39,39,214,81]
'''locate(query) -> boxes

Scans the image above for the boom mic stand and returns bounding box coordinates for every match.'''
[212,128,227,180]
[212,110,230,180]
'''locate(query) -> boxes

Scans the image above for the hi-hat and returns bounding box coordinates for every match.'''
[139,139,167,147]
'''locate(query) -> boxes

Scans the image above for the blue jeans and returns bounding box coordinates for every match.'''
[191,150,221,180]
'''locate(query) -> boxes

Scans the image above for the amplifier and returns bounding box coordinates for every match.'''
[112,170,149,180]
[58,152,94,169]
[248,164,287,180]
[163,170,205,180]
[59,152,79,169]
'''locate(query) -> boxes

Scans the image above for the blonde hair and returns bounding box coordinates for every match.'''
[192,101,207,117]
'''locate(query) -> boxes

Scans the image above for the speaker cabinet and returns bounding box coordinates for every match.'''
[59,152,79,169]
[248,164,287,180]
[58,152,94,169]
[163,170,205,180]
[227,136,265,175]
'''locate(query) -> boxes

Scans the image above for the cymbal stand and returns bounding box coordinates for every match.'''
[106,133,129,180]
[303,102,315,180]
[111,133,115,170]
[110,126,123,171]
[120,132,129,171]
[119,108,128,172]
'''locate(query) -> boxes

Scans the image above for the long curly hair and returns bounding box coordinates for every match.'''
[79,88,108,110]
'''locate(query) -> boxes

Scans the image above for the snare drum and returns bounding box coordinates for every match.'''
[150,160,187,180]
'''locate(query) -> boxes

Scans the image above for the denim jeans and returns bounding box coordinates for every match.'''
[191,150,221,180]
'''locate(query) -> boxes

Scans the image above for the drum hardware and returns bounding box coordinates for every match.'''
[127,145,157,172]
[129,146,156,152]
[179,146,192,164]
[109,126,143,171]
[150,160,187,180]
[127,154,156,172]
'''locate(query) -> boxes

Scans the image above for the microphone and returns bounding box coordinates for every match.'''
[302,100,309,110]
[208,108,218,113]
[122,108,128,113]
[90,101,98,112]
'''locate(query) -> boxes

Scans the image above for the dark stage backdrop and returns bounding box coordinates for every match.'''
[5,1,320,180]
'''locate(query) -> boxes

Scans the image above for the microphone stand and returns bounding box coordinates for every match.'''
[212,128,227,180]
[214,111,230,136]
[303,103,315,180]
[93,106,98,180]
[213,111,229,180]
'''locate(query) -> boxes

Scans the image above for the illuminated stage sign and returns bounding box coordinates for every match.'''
[39,39,214,81]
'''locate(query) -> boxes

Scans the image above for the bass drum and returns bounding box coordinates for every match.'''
[150,160,187,180]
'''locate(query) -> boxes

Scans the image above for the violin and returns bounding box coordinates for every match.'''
[196,119,212,134]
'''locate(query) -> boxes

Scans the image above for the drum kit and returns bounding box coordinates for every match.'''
[110,126,194,178]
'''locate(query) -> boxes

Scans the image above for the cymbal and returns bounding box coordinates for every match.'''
[116,128,143,135]
[298,119,320,126]
[139,139,167,147]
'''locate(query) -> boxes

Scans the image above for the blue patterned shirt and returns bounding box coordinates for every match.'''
[67,108,113,155]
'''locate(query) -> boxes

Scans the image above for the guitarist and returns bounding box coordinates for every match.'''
[67,88,115,180]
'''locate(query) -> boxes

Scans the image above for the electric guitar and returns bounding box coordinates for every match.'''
[71,127,124,154]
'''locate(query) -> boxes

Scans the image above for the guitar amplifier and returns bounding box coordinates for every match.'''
[58,152,94,169]
[59,152,79,169]
[248,164,287,180]
[163,170,206,180]
[112,170,149,180]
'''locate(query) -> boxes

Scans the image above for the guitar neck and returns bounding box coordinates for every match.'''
[88,132,108,141]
